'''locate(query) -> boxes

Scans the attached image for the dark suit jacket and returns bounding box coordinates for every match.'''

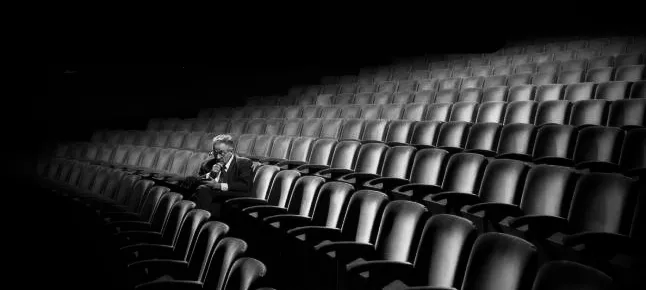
[198,155,253,193]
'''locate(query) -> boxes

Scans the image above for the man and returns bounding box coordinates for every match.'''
[191,134,253,216]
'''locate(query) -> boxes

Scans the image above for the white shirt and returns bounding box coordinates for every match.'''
[215,156,234,191]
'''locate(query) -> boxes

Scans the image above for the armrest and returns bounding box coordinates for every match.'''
[120,244,175,262]
[503,214,569,237]
[276,160,307,170]
[223,197,267,209]
[462,202,523,222]
[286,226,342,244]
[110,221,152,232]
[390,183,442,201]
[337,172,381,186]
[260,157,287,165]
[263,214,311,230]
[346,258,414,280]
[116,231,163,245]
[549,231,633,252]
[314,241,375,261]
[315,168,355,180]
[363,177,409,192]
[128,259,188,284]
[295,164,330,175]
[135,280,203,290]
[242,205,288,219]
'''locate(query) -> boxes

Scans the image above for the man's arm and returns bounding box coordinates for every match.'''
[226,157,253,192]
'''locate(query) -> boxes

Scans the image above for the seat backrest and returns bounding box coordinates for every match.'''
[385,120,415,144]
[595,81,630,100]
[182,132,204,150]
[519,164,580,218]
[460,233,537,290]
[568,99,610,127]
[408,148,450,186]
[340,104,362,118]
[435,89,460,104]
[532,124,577,164]
[504,101,538,125]
[403,103,427,121]
[192,119,212,132]
[280,118,303,136]
[328,140,361,169]
[615,65,644,82]
[477,159,529,206]
[249,135,274,157]
[440,153,488,194]
[210,119,231,134]
[235,134,256,156]
[373,200,428,263]
[630,80,645,99]
[320,106,341,119]
[411,214,478,289]
[319,118,343,139]
[476,101,507,123]
[264,170,301,208]
[172,209,211,260]
[607,98,646,128]
[111,145,131,165]
[136,185,170,222]
[186,221,230,282]
[222,258,267,290]
[307,138,337,165]
[410,121,443,147]
[101,170,127,200]
[286,136,314,162]
[263,118,283,135]
[245,119,266,135]
[89,167,111,195]
[360,104,382,119]
[309,181,355,228]
[436,121,472,152]
[496,123,537,160]
[152,148,176,172]
[339,119,364,141]
[228,118,249,135]
[567,172,637,235]
[573,126,624,170]
[160,200,196,246]
[168,150,193,175]
[534,100,572,126]
[425,103,452,122]
[465,123,502,156]
[202,237,249,290]
[285,175,326,216]
[361,119,388,142]
[110,174,141,207]
[300,118,323,137]
[619,128,646,176]
[379,146,416,180]
[339,190,389,244]
[352,143,389,174]
[136,147,160,169]
[249,165,281,200]
[380,104,404,120]
[449,102,479,123]
[530,261,613,290]
[563,82,596,102]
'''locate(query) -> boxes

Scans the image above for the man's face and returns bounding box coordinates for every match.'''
[212,142,233,162]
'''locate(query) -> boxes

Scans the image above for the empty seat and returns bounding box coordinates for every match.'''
[602,43,627,56]
[431,68,452,79]
[339,75,358,84]
[210,119,231,134]
[235,134,257,157]
[411,70,430,80]
[425,103,452,122]
[322,84,340,95]
[535,84,565,102]
[452,67,472,78]
[245,119,266,135]
[472,66,492,77]
[280,118,303,136]
[372,92,393,105]
[282,106,302,119]
[413,91,435,103]
[493,65,513,76]
[302,85,323,98]
[317,118,343,139]
[410,121,443,148]
[338,84,358,96]
[360,119,388,143]
[515,63,537,74]
[595,81,631,100]
[301,105,322,119]
[482,86,508,102]
[573,126,624,171]
[337,119,364,141]
[615,53,643,66]
[585,67,614,83]
[567,40,586,50]
[615,64,645,81]
[504,101,538,124]
[607,98,646,128]
[561,59,587,72]
[507,85,536,102]
[531,73,556,86]
[300,119,323,138]
[630,80,645,98]
[449,102,479,123]
[434,89,459,104]
[497,123,537,161]
[339,105,362,119]
[569,99,610,128]
[377,81,397,93]
[383,120,415,145]
[564,82,596,101]
[577,48,600,60]
[535,100,572,126]
[476,102,507,123]
[439,78,462,91]
[397,81,417,93]
[465,122,503,156]
[619,128,646,178]
[588,55,614,69]
[555,51,576,62]
[392,92,413,104]
[359,104,382,120]
[436,121,472,153]
[490,55,510,67]
[507,73,533,87]
[417,79,439,91]
[530,261,613,290]
[402,103,427,121]
[458,88,483,102]
[461,76,484,89]
[512,54,531,66]
[228,119,249,135]
[380,104,404,120]
[354,92,373,104]
[532,124,577,166]
[537,62,560,74]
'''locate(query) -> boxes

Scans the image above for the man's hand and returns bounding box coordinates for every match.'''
[204,181,222,190]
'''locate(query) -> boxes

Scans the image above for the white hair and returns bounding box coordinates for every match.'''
[212,134,235,150]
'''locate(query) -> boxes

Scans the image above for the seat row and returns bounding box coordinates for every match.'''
[292,69,644,99]
[256,80,645,108]
[189,101,646,136]
[220,160,641,289]
[56,125,646,197]
[39,160,277,290]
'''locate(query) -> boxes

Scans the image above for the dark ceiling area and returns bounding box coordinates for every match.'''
[26,4,645,150]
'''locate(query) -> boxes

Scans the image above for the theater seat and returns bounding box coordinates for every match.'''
[496,123,537,162]
[534,100,572,126]
[464,122,502,157]
[619,128,646,178]
[476,102,506,123]
[296,140,360,175]
[530,261,613,290]
[564,82,596,102]
[315,142,388,181]
[573,126,624,172]
[569,99,610,128]
[607,98,646,128]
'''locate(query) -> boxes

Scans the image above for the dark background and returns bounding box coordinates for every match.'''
[21,4,645,163]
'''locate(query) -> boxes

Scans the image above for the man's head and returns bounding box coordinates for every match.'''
[211,134,235,163]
